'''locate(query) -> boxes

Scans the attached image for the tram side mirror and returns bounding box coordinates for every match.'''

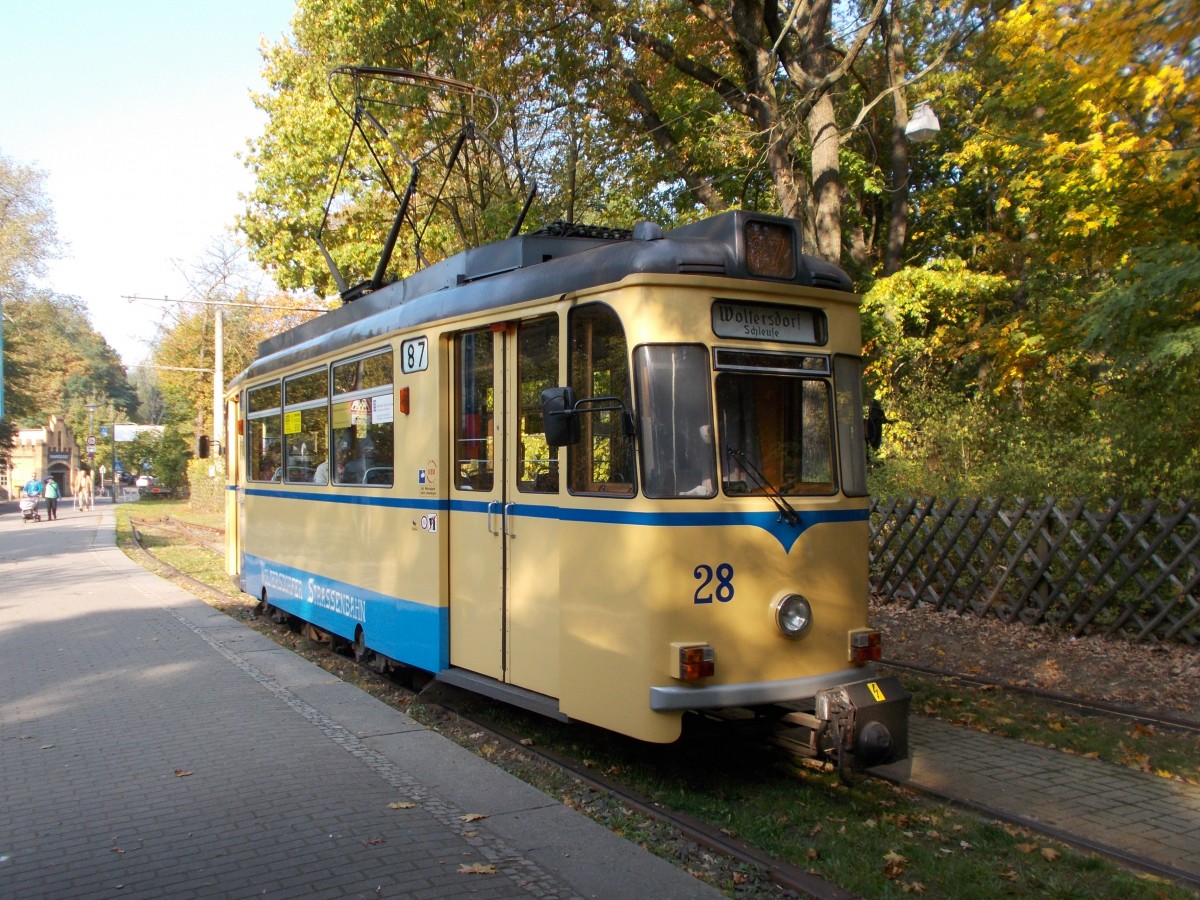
[541,387,581,447]
[198,435,210,459]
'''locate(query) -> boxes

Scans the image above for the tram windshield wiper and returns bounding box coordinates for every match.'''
[726,447,800,526]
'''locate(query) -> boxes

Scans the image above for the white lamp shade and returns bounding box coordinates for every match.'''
[905,102,940,142]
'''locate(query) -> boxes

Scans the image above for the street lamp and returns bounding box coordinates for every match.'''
[85,401,98,461]
[905,101,941,142]
[111,413,119,502]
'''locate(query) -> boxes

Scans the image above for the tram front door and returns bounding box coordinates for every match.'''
[448,317,561,698]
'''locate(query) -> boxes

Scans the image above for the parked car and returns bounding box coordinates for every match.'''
[135,475,155,488]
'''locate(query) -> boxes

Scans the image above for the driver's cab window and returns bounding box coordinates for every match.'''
[567,304,635,496]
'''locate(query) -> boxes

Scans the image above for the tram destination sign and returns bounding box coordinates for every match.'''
[711,299,823,344]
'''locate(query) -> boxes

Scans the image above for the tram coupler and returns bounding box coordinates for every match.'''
[819,676,910,768]
[780,676,910,773]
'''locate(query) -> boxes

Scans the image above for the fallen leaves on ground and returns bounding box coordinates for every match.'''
[883,850,908,878]
[870,598,1198,723]
[458,862,496,875]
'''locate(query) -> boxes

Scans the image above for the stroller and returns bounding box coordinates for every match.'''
[20,495,41,523]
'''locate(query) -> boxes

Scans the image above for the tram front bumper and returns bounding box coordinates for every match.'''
[649,666,879,711]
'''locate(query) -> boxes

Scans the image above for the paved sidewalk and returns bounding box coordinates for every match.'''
[0,505,721,899]
[875,714,1200,886]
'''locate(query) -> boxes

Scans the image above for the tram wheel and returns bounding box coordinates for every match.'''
[353,629,372,664]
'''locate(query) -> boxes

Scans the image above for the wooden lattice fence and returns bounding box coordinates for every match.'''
[869,497,1200,645]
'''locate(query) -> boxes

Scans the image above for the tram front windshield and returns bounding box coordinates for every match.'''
[635,346,835,498]
[716,373,833,496]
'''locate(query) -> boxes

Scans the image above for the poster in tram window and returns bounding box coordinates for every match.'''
[372,394,394,424]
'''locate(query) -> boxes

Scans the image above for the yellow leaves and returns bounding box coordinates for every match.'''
[1016,842,1061,862]
[1125,750,1154,773]
[387,801,416,810]
[458,863,496,875]
[883,850,908,878]
[459,813,489,823]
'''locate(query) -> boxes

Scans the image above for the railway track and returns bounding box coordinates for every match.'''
[879,658,1200,735]
[126,521,1199,895]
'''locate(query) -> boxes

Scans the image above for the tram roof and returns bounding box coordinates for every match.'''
[235,211,853,386]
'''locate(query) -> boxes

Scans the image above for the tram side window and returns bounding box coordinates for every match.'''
[518,316,559,493]
[455,330,495,491]
[567,304,635,496]
[717,374,834,496]
[634,345,716,498]
[284,369,328,483]
[248,382,282,482]
[330,349,394,486]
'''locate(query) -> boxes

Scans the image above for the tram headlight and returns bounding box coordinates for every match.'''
[773,594,813,638]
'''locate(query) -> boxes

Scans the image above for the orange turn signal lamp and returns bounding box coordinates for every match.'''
[670,642,715,680]
[849,629,882,664]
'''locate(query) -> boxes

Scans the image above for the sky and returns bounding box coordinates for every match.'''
[1,0,298,367]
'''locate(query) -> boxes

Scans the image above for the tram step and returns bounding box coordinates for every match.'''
[433,668,569,723]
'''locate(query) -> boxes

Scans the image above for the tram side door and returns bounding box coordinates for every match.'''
[448,317,562,698]
[449,327,506,680]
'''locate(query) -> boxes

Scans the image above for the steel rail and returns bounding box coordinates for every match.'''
[879,657,1200,734]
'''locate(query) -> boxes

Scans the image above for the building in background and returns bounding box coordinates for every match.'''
[2,416,81,501]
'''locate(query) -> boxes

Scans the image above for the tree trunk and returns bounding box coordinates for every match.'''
[884,0,910,276]
[807,91,842,263]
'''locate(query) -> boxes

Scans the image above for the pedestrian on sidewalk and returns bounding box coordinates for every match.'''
[74,467,93,511]
[43,476,61,520]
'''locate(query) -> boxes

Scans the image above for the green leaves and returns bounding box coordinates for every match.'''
[2,292,135,432]
[1081,243,1200,372]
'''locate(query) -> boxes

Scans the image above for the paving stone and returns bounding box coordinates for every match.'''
[0,507,722,899]
[874,712,1200,884]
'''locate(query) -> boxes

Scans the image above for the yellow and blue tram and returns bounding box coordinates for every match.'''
[225,211,908,763]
